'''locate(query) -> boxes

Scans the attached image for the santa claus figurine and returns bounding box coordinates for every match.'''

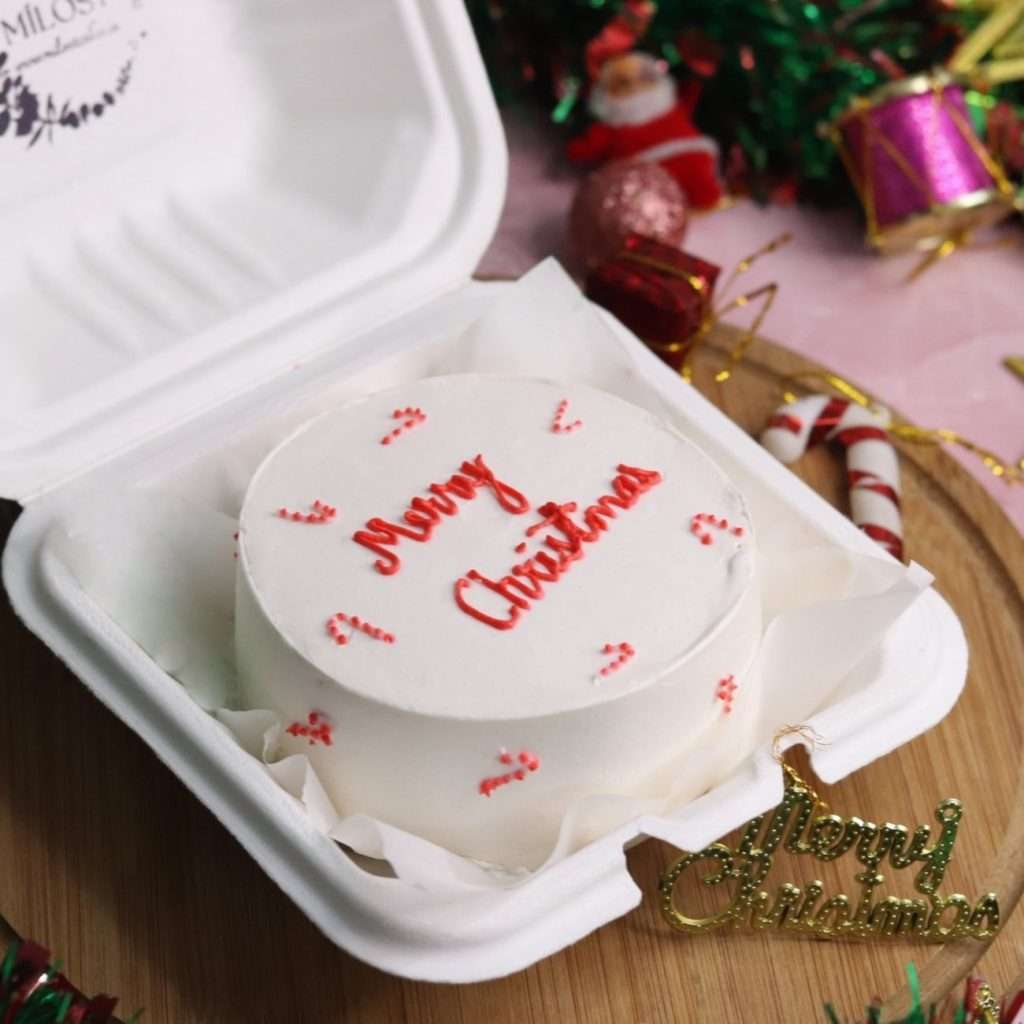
[567,37,723,210]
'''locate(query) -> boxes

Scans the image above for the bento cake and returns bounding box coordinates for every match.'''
[235,374,761,868]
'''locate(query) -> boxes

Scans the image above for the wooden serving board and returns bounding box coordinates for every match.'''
[1,330,1022,1024]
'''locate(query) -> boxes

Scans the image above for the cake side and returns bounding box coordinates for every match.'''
[235,567,760,867]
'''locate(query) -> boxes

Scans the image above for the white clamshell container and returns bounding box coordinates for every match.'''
[0,0,966,982]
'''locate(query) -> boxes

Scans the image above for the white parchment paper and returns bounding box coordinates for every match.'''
[45,260,931,889]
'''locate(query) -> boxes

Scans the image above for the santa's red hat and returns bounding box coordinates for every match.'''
[585,0,657,80]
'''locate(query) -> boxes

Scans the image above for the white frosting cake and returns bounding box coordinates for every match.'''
[235,374,761,867]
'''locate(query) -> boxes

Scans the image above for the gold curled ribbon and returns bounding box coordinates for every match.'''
[627,236,1023,487]
[771,724,831,811]
[614,251,709,296]
[706,231,792,384]
[622,232,792,384]
[905,228,1024,283]
[905,230,968,283]
[779,370,1024,486]
[950,0,1024,83]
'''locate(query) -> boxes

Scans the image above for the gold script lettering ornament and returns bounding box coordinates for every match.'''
[658,782,1001,942]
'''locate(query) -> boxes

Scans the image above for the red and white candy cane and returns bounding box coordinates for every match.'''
[761,395,903,560]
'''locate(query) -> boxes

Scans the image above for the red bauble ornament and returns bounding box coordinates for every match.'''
[568,160,688,271]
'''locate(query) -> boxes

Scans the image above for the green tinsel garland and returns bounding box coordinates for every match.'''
[466,0,1024,203]
[823,963,929,1024]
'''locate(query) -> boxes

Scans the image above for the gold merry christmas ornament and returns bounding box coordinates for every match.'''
[659,772,1000,942]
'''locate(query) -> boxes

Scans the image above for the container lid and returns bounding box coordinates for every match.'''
[0,0,507,502]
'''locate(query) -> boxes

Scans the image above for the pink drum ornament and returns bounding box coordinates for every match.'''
[830,72,1016,253]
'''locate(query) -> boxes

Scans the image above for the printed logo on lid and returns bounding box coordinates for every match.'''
[0,0,146,147]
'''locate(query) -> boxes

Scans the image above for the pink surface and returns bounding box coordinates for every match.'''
[478,113,1024,535]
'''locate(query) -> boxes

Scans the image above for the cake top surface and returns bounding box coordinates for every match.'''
[238,374,753,720]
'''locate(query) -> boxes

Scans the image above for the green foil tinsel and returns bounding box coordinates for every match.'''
[465,0,1024,204]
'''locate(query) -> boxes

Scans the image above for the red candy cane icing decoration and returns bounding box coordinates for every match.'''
[353,454,530,576]
[277,499,337,524]
[597,642,635,681]
[761,396,903,560]
[381,407,426,445]
[326,612,395,646]
[551,398,583,434]
[479,748,541,797]
[715,675,738,714]
[690,512,744,546]
[286,711,334,746]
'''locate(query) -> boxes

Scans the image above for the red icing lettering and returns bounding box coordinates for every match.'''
[455,464,662,630]
[518,550,564,583]
[353,454,530,575]
[455,577,522,631]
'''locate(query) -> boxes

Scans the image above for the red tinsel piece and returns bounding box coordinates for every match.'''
[1004,989,1024,1023]
[1,940,119,1024]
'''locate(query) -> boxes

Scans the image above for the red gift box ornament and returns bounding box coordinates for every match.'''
[585,232,791,382]
[585,234,717,360]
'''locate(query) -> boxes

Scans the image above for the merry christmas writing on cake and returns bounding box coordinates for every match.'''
[350,452,662,631]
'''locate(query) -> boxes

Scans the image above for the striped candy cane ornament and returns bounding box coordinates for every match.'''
[760,395,903,560]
